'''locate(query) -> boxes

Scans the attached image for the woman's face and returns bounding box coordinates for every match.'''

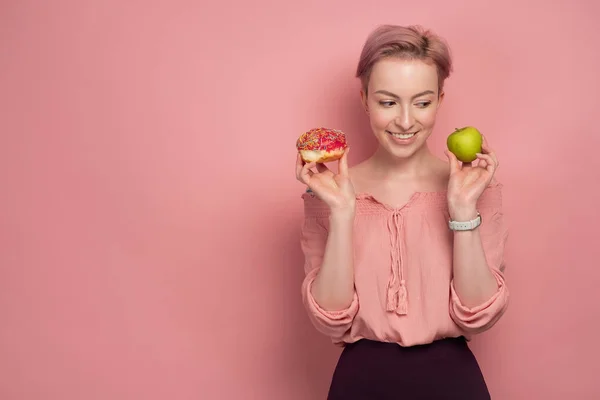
[361,58,444,160]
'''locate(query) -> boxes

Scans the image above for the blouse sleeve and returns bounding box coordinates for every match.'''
[449,182,510,334]
[299,192,359,341]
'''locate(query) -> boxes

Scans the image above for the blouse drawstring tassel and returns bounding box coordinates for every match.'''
[386,280,408,315]
[396,280,408,315]
[387,210,408,315]
[386,284,398,312]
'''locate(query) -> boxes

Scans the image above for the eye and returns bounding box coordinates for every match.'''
[416,101,432,108]
[379,101,396,107]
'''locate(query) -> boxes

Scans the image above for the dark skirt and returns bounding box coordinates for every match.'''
[327,337,491,400]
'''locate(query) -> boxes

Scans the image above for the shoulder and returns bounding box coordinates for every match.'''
[429,156,452,190]
[347,159,370,192]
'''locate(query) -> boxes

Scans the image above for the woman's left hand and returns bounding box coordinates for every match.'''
[444,135,499,221]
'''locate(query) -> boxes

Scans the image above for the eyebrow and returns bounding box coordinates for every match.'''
[374,90,436,100]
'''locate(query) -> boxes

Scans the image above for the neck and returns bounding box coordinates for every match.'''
[369,143,435,180]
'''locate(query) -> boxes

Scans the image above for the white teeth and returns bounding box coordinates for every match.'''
[388,131,416,139]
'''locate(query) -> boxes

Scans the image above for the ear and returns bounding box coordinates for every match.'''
[360,88,369,114]
[437,90,445,109]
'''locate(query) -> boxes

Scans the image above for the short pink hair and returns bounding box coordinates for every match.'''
[356,24,453,94]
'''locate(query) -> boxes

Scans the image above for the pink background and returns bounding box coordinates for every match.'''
[1,0,599,399]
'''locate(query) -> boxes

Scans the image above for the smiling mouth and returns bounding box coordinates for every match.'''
[386,130,418,139]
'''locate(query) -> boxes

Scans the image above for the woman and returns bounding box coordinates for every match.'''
[295,24,509,399]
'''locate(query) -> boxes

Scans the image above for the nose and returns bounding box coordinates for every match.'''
[395,107,415,132]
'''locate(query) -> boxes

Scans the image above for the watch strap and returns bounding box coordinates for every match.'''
[448,212,482,231]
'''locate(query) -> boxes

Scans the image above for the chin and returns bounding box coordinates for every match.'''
[388,146,420,160]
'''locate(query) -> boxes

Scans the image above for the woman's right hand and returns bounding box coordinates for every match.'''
[295,148,356,215]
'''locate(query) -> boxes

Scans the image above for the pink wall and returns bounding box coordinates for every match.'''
[1,0,599,398]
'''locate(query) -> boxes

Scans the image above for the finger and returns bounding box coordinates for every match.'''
[481,137,499,168]
[303,161,316,174]
[475,157,488,169]
[295,153,304,180]
[444,150,457,173]
[316,162,331,174]
[485,147,499,167]
[480,135,493,154]
[299,161,316,183]
[444,150,460,174]
[482,134,494,151]
[481,137,491,155]
[339,147,350,177]
[476,153,496,173]
[476,153,494,164]
[475,171,494,188]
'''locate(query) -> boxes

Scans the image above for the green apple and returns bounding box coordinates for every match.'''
[446,126,482,163]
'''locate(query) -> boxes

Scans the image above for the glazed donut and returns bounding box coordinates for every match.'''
[296,127,348,163]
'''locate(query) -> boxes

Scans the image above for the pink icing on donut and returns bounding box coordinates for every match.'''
[296,127,347,151]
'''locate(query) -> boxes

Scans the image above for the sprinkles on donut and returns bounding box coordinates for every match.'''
[296,127,348,163]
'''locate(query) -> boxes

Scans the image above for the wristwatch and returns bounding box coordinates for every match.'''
[448,212,482,231]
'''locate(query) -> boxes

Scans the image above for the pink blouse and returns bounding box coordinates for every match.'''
[300,182,509,347]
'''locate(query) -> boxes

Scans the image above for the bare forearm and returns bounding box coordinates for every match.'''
[311,211,355,311]
[452,227,499,307]
[450,206,498,308]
